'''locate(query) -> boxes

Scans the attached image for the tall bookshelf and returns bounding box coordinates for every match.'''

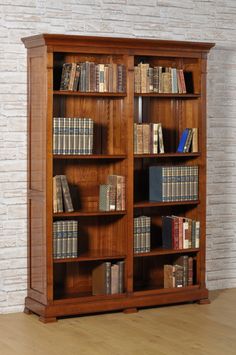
[22,34,214,323]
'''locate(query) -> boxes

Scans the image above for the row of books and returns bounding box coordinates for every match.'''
[53,117,94,155]
[60,62,126,93]
[53,220,78,259]
[164,255,194,288]
[162,216,200,250]
[53,175,74,213]
[134,123,164,154]
[99,175,125,211]
[149,165,199,202]
[92,261,125,295]
[133,216,151,254]
[134,63,192,94]
[177,128,198,153]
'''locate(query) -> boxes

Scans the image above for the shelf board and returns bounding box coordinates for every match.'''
[54,251,125,263]
[133,285,200,296]
[134,247,199,258]
[134,93,200,98]
[134,153,200,158]
[54,291,127,303]
[134,200,200,208]
[53,90,126,97]
[53,154,127,160]
[53,210,126,217]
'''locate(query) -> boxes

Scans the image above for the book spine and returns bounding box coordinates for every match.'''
[60,175,74,212]
[72,220,78,258]
[61,220,67,259]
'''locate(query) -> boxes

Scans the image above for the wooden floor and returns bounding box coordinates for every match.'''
[0,289,236,355]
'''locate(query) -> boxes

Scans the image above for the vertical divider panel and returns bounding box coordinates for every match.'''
[124,54,134,294]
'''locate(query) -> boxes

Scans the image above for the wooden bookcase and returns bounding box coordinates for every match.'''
[22,34,214,322]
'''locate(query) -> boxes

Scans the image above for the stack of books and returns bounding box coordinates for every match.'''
[162,216,200,250]
[149,165,199,202]
[53,117,94,155]
[92,261,125,295]
[53,220,78,259]
[60,62,126,93]
[99,175,125,211]
[177,128,198,153]
[134,123,164,154]
[164,255,193,288]
[133,216,151,254]
[134,63,192,94]
[53,175,74,213]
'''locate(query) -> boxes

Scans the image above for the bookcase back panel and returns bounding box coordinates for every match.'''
[53,160,126,211]
[53,97,127,154]
[71,216,127,255]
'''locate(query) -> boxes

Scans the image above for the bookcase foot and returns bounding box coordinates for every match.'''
[39,316,57,323]
[24,307,32,315]
[197,298,210,305]
[123,308,138,314]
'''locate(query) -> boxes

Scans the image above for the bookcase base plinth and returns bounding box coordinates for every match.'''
[123,308,138,314]
[39,316,58,323]
[196,298,210,305]
[24,287,209,322]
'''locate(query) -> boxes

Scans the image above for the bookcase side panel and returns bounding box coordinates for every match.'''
[27,47,48,304]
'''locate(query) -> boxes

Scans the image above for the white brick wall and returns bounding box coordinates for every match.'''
[0,0,235,313]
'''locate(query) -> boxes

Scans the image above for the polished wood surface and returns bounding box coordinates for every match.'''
[22,34,214,321]
[1,289,236,355]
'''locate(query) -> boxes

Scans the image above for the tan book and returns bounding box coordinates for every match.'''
[92,262,111,295]
[111,264,119,294]
[164,265,175,288]
[142,123,150,154]
[136,124,143,154]
[191,128,198,152]
[53,176,58,213]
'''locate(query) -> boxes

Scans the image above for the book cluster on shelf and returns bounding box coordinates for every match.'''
[164,255,193,288]
[134,63,192,94]
[162,216,200,250]
[92,261,125,295]
[53,220,78,259]
[133,216,151,254]
[60,62,126,93]
[134,123,164,154]
[149,165,199,202]
[177,128,198,153]
[53,175,74,213]
[53,117,94,155]
[99,175,126,211]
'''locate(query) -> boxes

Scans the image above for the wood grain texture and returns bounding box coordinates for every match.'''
[1,289,236,355]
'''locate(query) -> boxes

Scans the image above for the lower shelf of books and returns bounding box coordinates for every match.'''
[54,259,125,300]
[133,254,197,291]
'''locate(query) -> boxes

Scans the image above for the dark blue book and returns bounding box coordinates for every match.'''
[149,166,166,202]
[177,128,189,152]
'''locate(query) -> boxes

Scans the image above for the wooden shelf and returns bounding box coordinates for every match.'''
[54,251,126,263]
[54,90,126,97]
[134,200,200,208]
[53,154,127,160]
[134,153,200,158]
[134,93,200,98]
[134,248,199,258]
[53,210,126,217]
[133,285,200,296]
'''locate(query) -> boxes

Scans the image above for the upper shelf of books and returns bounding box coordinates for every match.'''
[53,53,201,96]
